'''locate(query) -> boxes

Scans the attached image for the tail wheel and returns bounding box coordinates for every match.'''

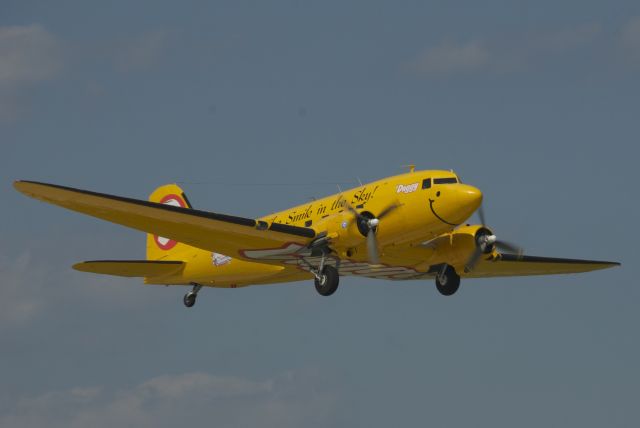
[314,265,339,296]
[183,292,197,308]
[435,265,460,296]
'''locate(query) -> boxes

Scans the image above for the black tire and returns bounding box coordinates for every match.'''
[314,265,340,296]
[435,265,460,296]
[183,292,197,308]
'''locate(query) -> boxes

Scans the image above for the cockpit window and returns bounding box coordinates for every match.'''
[434,177,458,184]
[422,178,431,189]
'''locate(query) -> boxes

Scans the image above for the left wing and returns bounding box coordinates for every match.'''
[463,253,620,278]
[14,180,315,262]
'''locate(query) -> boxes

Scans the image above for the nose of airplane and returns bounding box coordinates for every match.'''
[451,184,483,224]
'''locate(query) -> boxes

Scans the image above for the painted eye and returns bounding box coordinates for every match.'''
[436,191,441,197]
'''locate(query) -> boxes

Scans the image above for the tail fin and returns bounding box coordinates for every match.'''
[146,184,194,261]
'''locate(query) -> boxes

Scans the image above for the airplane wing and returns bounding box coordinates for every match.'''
[14,181,316,262]
[462,253,620,278]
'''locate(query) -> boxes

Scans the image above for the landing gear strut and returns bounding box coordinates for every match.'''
[183,283,203,308]
[435,265,460,296]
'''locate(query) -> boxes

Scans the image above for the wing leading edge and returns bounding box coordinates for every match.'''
[14,180,315,261]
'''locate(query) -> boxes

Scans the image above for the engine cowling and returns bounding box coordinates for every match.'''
[418,225,498,273]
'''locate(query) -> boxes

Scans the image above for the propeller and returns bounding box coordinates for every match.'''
[477,204,486,228]
[346,202,401,264]
[465,203,523,273]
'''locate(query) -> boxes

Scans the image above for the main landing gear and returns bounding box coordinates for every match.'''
[315,265,339,296]
[183,283,203,308]
[435,264,460,296]
[305,252,340,296]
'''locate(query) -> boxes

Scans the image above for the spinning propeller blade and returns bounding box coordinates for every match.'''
[495,240,523,256]
[345,201,401,264]
[477,203,486,227]
[367,229,380,264]
[377,202,401,220]
[465,203,524,272]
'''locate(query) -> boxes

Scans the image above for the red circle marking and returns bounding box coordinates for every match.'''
[154,194,186,250]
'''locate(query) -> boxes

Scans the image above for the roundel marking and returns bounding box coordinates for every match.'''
[154,194,186,250]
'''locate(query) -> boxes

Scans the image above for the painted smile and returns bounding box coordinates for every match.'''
[429,199,459,226]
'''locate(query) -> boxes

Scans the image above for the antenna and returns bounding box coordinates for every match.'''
[402,164,416,173]
[356,177,363,186]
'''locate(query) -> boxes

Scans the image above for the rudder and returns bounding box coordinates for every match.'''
[146,183,194,261]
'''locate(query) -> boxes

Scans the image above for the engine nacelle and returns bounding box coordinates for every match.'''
[421,224,498,273]
[312,211,368,253]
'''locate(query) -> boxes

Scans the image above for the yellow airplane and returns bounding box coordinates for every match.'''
[14,167,619,307]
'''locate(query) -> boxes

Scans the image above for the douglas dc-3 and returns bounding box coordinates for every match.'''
[14,167,619,308]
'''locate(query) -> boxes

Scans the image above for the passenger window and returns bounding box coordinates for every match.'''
[422,179,431,189]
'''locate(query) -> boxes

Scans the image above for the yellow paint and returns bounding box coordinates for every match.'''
[13,169,619,290]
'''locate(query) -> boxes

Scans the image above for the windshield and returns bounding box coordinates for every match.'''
[433,177,458,185]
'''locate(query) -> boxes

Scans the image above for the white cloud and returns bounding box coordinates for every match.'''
[0,252,46,325]
[114,31,166,72]
[0,25,62,85]
[138,372,271,399]
[533,23,601,53]
[0,247,151,328]
[406,23,602,76]
[620,16,640,64]
[407,40,490,75]
[0,371,336,428]
[0,92,22,123]
[0,24,63,122]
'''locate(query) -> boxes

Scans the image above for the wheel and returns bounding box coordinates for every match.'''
[183,292,197,308]
[314,265,339,296]
[435,265,460,296]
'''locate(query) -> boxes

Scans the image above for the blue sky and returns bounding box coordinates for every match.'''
[1,1,639,426]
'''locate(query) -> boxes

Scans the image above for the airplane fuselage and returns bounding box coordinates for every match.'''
[174,169,483,287]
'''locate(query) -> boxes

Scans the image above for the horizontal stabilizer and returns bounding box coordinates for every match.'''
[73,260,184,278]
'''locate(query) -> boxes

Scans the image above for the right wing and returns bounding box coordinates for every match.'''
[463,253,620,278]
[14,180,315,262]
